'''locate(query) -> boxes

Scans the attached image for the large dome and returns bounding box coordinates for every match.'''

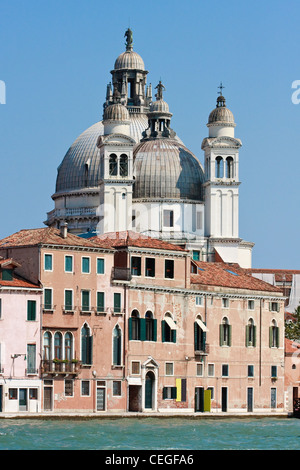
[133,139,204,201]
[55,115,148,193]
[114,50,145,71]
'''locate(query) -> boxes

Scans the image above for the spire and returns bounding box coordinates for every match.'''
[124,28,133,51]
[217,82,226,107]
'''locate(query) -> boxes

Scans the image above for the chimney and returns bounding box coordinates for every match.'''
[60,222,68,239]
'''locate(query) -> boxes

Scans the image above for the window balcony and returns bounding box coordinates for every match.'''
[112,267,132,282]
[42,304,56,313]
[41,359,81,376]
[195,343,209,356]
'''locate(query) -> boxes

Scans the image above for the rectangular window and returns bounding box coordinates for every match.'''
[9,389,17,400]
[163,210,174,228]
[208,364,215,377]
[27,300,36,321]
[81,380,90,396]
[195,296,203,306]
[271,365,277,378]
[196,363,203,376]
[97,292,105,313]
[81,290,90,312]
[248,300,255,310]
[65,379,73,397]
[163,387,177,400]
[165,362,174,376]
[44,289,52,310]
[248,365,254,377]
[270,302,280,312]
[64,290,73,310]
[113,381,122,396]
[27,344,36,374]
[222,364,229,377]
[131,361,140,375]
[131,256,141,276]
[44,254,53,271]
[29,388,38,400]
[114,293,121,313]
[165,259,174,279]
[192,251,200,261]
[222,298,229,308]
[65,255,73,273]
[82,257,90,273]
[2,269,13,281]
[145,258,155,277]
[97,258,105,274]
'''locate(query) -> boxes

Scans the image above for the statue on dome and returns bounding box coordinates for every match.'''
[125,28,133,50]
[155,80,165,100]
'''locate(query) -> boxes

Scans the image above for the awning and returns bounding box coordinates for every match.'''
[196,318,208,332]
[164,316,177,330]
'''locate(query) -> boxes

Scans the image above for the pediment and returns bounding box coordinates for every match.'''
[142,356,159,369]
[97,133,136,148]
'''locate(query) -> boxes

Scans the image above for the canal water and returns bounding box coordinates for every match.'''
[0,417,299,450]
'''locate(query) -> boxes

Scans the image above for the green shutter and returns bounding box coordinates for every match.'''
[97,292,105,312]
[27,300,36,321]
[171,387,177,399]
[87,335,93,364]
[172,326,177,343]
[65,256,72,272]
[228,325,232,346]
[181,379,187,402]
[82,291,90,311]
[114,293,121,313]
[97,258,104,274]
[276,327,280,348]
[253,325,257,347]
[194,322,198,350]
[269,327,273,348]
[219,324,224,346]
[65,290,72,309]
[245,325,249,347]
[44,254,52,271]
[44,289,52,309]
[163,387,167,399]
[153,319,157,342]
[128,318,133,340]
[140,318,146,341]
[161,320,166,342]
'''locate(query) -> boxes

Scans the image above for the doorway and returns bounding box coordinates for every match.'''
[128,385,142,412]
[195,387,204,412]
[44,386,53,411]
[19,388,27,411]
[247,387,253,412]
[145,371,154,409]
[221,387,227,412]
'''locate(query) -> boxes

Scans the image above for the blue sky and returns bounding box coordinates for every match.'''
[0,0,299,269]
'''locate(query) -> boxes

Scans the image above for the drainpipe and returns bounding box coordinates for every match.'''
[259,298,262,387]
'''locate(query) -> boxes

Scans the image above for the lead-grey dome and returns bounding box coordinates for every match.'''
[208,95,235,125]
[133,139,204,201]
[103,102,130,122]
[114,50,145,71]
[55,116,148,193]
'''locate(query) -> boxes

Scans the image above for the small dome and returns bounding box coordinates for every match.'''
[150,99,170,114]
[208,96,235,125]
[133,139,204,201]
[103,103,130,122]
[114,50,145,71]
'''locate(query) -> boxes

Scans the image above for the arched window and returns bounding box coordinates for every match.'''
[81,323,93,365]
[215,156,224,178]
[269,320,279,348]
[162,313,177,343]
[113,325,122,365]
[65,332,73,361]
[220,317,231,346]
[54,332,62,360]
[246,318,256,347]
[109,154,118,176]
[43,331,52,361]
[130,310,140,340]
[145,311,156,341]
[119,154,128,177]
[226,156,234,178]
[194,315,207,352]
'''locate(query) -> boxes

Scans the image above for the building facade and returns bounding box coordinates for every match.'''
[0,258,42,413]
[0,228,285,414]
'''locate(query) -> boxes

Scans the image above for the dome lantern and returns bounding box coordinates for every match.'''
[207,83,236,138]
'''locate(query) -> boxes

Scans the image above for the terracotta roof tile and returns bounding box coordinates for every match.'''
[91,231,186,252]
[0,228,111,249]
[191,261,282,293]
[285,338,300,355]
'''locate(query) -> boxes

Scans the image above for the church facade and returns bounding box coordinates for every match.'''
[45,29,254,269]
